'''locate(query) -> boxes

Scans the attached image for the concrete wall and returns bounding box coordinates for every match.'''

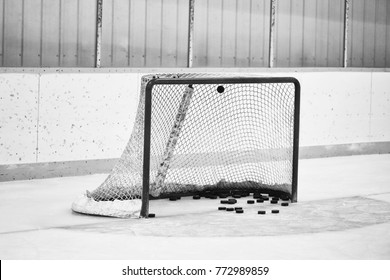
[1,68,389,180]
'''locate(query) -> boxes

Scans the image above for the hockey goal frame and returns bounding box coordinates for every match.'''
[140,76,301,218]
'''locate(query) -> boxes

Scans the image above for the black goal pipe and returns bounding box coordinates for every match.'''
[140,82,153,218]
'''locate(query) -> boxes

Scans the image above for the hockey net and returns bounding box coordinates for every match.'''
[72,73,300,218]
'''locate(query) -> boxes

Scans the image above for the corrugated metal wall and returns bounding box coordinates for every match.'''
[0,0,389,68]
[348,0,390,67]
[193,0,270,67]
[275,0,345,67]
[0,0,97,67]
[101,0,189,67]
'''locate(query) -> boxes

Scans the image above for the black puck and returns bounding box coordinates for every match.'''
[271,209,279,214]
[216,85,225,93]
[257,199,264,203]
[263,197,269,201]
[220,200,229,204]
[218,207,227,210]
[281,202,289,206]
[247,200,255,204]
[228,199,237,204]
[234,207,243,210]
[271,197,279,201]
[270,200,278,204]
[258,210,266,215]
[236,209,244,214]
[253,193,262,199]
[148,213,156,218]
[193,195,201,200]
[226,207,234,211]
[169,197,177,201]
[209,195,218,199]
[233,194,241,198]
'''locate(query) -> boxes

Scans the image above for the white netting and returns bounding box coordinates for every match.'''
[72,73,298,218]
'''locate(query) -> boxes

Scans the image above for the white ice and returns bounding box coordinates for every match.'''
[0,154,390,259]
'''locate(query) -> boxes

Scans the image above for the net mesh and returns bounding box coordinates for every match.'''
[72,73,297,218]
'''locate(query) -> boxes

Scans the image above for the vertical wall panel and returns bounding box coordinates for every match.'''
[289,0,304,66]
[275,0,292,67]
[349,0,365,67]
[276,0,344,67]
[145,0,162,66]
[101,0,188,67]
[194,0,269,67]
[161,0,179,67]
[374,0,387,67]
[22,0,42,66]
[101,0,113,66]
[387,0,390,66]
[3,0,23,66]
[41,0,60,66]
[176,0,189,66]
[349,0,390,67]
[327,0,344,67]
[250,0,269,67]
[129,0,146,66]
[60,0,79,66]
[221,0,236,67]
[193,0,208,66]
[302,0,316,66]
[235,0,251,67]
[0,0,4,66]
[315,0,329,66]
[78,0,96,66]
[207,0,223,66]
[112,0,130,66]
[362,0,376,67]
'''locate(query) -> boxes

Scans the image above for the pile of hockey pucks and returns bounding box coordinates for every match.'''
[162,190,291,216]
[191,190,292,215]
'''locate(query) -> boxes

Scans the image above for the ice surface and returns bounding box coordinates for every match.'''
[0,154,390,259]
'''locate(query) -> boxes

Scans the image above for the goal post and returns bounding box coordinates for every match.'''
[72,74,300,218]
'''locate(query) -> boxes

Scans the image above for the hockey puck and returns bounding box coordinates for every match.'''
[217,85,225,93]
[235,207,243,210]
[258,210,266,215]
[270,200,278,204]
[169,197,177,201]
[209,195,218,199]
[226,207,234,211]
[148,213,156,218]
[247,200,255,204]
[257,199,264,203]
[271,197,279,201]
[281,202,289,207]
[253,193,262,199]
[220,200,229,204]
[228,199,237,204]
[263,197,269,201]
[271,210,280,214]
[236,209,244,214]
[192,195,201,200]
[218,207,227,210]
